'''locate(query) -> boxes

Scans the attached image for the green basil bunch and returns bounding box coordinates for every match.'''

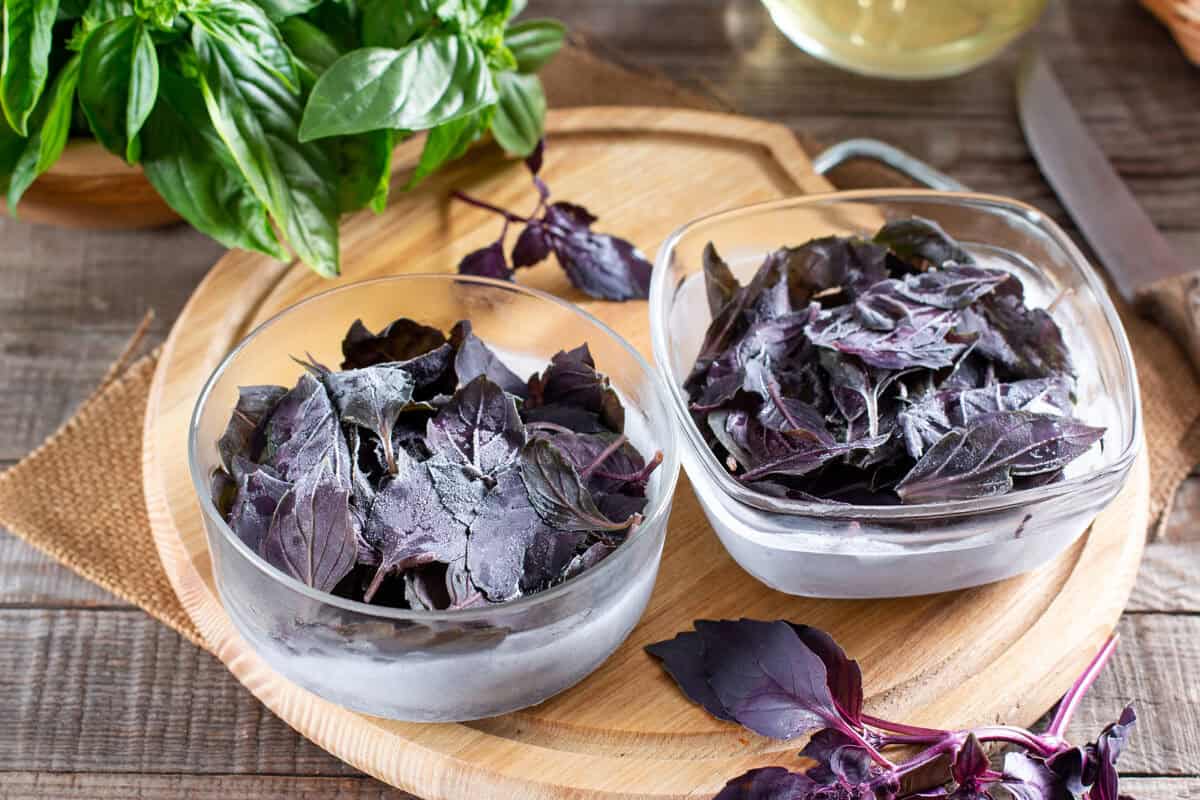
[0,0,564,276]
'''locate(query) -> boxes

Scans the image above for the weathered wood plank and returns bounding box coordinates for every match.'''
[0,610,354,776]
[0,531,124,607]
[0,610,1194,777]
[0,774,1193,800]
[1063,614,1200,778]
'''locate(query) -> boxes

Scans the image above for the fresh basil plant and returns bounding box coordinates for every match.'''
[0,0,564,277]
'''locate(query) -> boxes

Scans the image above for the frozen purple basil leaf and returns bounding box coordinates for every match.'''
[644,630,737,722]
[229,464,291,552]
[322,364,416,475]
[520,438,636,532]
[459,238,513,281]
[427,376,524,479]
[341,317,447,370]
[898,392,955,460]
[560,539,617,582]
[467,468,584,601]
[960,289,1074,380]
[807,304,967,371]
[896,411,1105,503]
[526,344,625,433]
[897,264,1010,310]
[769,236,891,304]
[873,217,973,268]
[426,453,490,526]
[361,461,468,602]
[402,560,484,611]
[735,422,887,483]
[217,385,287,472]
[259,464,358,593]
[264,374,353,484]
[394,342,455,396]
[531,428,651,496]
[703,242,741,316]
[450,320,527,397]
[511,221,552,268]
[713,767,821,800]
[692,618,842,740]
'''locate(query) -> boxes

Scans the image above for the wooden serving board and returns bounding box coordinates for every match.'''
[143,107,1149,800]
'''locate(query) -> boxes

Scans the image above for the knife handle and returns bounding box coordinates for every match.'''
[1136,272,1200,374]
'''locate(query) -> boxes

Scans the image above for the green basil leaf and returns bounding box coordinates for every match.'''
[279,15,340,76]
[56,0,86,20]
[489,71,543,157]
[299,32,497,141]
[141,62,286,259]
[6,55,79,213]
[504,18,564,73]
[360,0,438,48]
[0,108,25,192]
[192,23,341,276]
[335,128,392,214]
[1,0,60,135]
[189,0,301,93]
[252,0,320,22]
[408,106,490,187]
[78,17,159,163]
[509,0,525,16]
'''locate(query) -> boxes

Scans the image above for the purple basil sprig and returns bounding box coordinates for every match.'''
[453,140,653,301]
[648,620,1136,800]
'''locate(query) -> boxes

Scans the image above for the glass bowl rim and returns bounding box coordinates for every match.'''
[188,272,682,622]
[649,188,1142,521]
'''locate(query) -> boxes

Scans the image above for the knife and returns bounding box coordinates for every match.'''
[1017,52,1200,373]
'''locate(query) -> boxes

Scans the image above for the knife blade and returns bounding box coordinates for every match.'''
[1017,52,1200,371]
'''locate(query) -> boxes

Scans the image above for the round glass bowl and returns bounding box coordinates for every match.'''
[650,191,1140,598]
[189,275,680,721]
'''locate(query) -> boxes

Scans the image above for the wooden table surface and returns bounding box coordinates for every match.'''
[1,1,1197,798]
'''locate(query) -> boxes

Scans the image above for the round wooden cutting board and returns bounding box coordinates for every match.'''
[143,107,1149,800]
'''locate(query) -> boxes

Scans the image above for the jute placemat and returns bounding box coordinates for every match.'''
[0,43,1197,653]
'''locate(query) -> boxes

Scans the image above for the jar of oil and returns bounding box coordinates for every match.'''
[760,0,1049,79]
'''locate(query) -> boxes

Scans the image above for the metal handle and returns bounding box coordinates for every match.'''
[812,138,968,192]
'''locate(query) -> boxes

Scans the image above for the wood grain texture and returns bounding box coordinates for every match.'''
[7,774,1199,800]
[140,107,1149,799]
[0,0,1195,794]
[3,141,179,230]
[0,610,1190,777]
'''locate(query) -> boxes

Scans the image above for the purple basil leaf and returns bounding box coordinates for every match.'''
[644,630,737,722]
[560,539,616,581]
[260,463,358,593]
[229,463,290,552]
[800,728,875,785]
[322,364,416,475]
[807,304,967,371]
[526,344,625,433]
[958,281,1073,380]
[895,411,1105,503]
[727,413,888,483]
[769,236,891,304]
[341,317,447,370]
[873,217,973,268]
[360,461,468,602]
[211,468,237,516]
[427,376,525,479]
[467,467,584,600]
[703,242,741,316]
[525,138,544,175]
[394,342,456,396]
[217,385,287,472]
[512,221,552,268]
[1091,705,1137,800]
[264,374,353,484]
[426,453,490,526]
[532,428,649,496]
[787,624,863,726]
[449,320,527,397]
[403,560,485,611]
[540,201,651,301]
[1000,752,1074,800]
[897,264,1010,309]
[459,238,513,280]
[693,618,841,740]
[713,767,820,800]
[519,438,636,532]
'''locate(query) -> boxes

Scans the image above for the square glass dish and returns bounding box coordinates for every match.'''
[649,190,1141,598]
[188,275,680,721]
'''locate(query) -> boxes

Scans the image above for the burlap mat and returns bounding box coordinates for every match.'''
[1,43,1197,654]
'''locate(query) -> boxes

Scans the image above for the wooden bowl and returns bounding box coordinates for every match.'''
[1142,0,1200,64]
[3,139,181,230]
